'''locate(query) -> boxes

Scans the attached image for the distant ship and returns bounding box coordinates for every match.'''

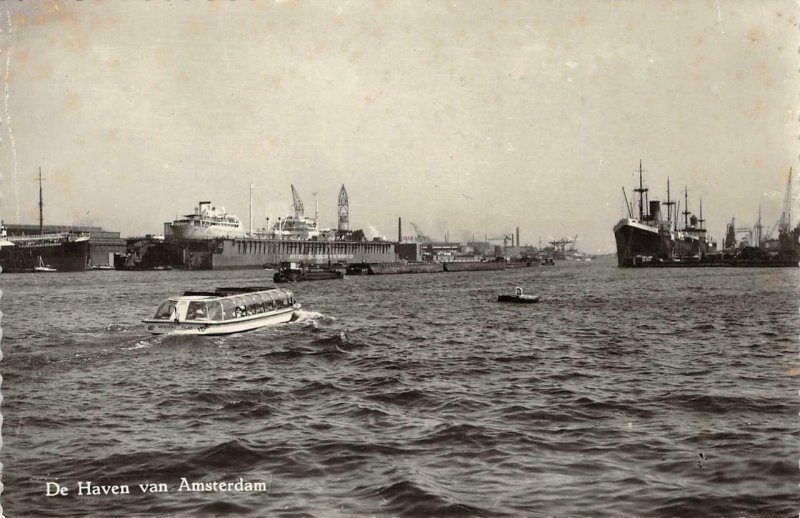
[168,201,247,240]
[613,161,716,267]
[168,186,340,242]
[146,185,396,270]
[718,168,800,267]
[0,169,91,273]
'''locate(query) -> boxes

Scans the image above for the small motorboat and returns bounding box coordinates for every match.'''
[33,256,57,273]
[143,286,301,335]
[497,287,540,304]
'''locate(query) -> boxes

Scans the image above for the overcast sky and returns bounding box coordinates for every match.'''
[2,1,796,252]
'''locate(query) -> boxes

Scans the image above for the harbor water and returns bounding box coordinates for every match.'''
[1,260,797,516]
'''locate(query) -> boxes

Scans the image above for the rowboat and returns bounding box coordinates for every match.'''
[143,286,300,335]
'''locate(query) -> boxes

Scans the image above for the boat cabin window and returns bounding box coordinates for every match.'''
[244,294,262,314]
[154,301,177,320]
[186,301,208,320]
[220,299,236,320]
[232,296,247,318]
[207,301,223,321]
[262,292,276,310]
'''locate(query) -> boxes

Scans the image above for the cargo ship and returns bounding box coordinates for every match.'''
[613,161,716,267]
[713,168,800,267]
[0,228,90,273]
[0,169,91,273]
[614,163,799,268]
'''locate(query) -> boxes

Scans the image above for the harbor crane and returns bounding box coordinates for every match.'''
[549,236,575,252]
[488,234,513,246]
[291,185,304,219]
[568,235,578,250]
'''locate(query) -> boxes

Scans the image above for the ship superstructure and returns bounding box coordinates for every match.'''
[168,201,247,240]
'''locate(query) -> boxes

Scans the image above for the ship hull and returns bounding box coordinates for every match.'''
[144,237,398,270]
[169,226,246,240]
[613,219,671,267]
[0,240,90,273]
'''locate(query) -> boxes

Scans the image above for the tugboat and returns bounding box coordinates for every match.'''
[273,262,344,282]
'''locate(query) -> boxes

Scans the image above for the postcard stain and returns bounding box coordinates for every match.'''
[64,92,81,112]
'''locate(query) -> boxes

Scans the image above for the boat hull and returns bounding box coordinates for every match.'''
[497,294,540,303]
[0,239,90,273]
[368,262,443,274]
[273,269,343,282]
[443,261,505,272]
[143,306,298,335]
[613,219,671,267]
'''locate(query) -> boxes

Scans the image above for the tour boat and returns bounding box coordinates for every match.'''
[497,287,540,304]
[143,286,300,335]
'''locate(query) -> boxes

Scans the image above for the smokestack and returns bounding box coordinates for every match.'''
[398,217,402,243]
[649,201,661,222]
[516,226,520,247]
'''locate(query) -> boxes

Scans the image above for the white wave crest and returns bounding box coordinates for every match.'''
[293,309,335,323]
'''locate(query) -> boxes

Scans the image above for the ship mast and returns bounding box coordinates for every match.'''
[663,178,675,227]
[698,198,704,230]
[249,184,254,236]
[38,167,44,235]
[682,187,691,229]
[755,204,763,247]
[633,160,648,221]
[779,167,793,232]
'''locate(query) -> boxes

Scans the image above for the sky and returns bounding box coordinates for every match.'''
[1,0,796,253]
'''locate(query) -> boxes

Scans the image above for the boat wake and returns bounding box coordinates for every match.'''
[124,340,152,351]
[104,322,140,332]
[293,309,337,325]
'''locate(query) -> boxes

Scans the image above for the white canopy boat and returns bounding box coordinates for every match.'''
[143,286,300,335]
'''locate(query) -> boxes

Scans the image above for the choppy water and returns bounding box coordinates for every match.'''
[1,259,797,516]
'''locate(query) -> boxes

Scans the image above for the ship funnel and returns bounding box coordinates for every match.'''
[649,201,661,222]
